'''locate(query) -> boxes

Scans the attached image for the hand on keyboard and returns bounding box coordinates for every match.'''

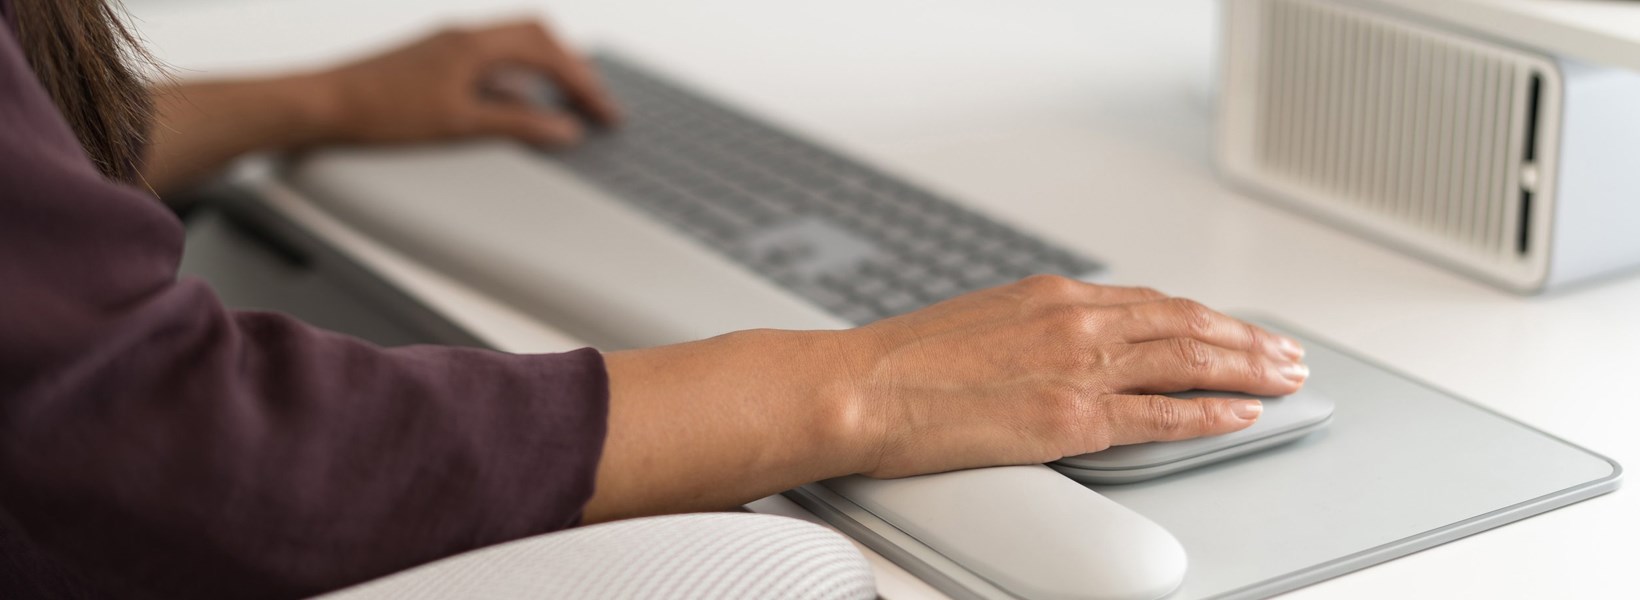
[830,275,1309,479]
[307,20,620,148]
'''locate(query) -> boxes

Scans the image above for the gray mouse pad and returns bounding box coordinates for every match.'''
[789,317,1621,599]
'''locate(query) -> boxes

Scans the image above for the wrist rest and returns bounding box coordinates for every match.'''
[823,465,1187,600]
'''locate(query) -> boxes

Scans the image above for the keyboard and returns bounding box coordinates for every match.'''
[552,55,1105,325]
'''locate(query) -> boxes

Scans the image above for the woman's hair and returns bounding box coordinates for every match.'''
[12,0,155,184]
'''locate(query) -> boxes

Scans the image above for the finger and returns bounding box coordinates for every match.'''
[472,105,584,146]
[1011,275,1170,306]
[480,67,545,106]
[1113,337,1306,396]
[468,21,621,124]
[1102,393,1262,446]
[1086,284,1171,305]
[1111,298,1304,361]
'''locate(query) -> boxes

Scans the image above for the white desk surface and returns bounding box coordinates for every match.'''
[133,0,1636,598]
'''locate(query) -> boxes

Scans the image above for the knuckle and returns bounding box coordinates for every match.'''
[1043,304,1095,327]
[1171,338,1212,373]
[1169,298,1215,336]
[1243,321,1269,349]
[518,21,556,44]
[1197,400,1225,430]
[1117,300,1146,326]
[1019,274,1080,300]
[1147,397,1187,436]
[437,27,477,48]
[1061,343,1116,375]
[1131,286,1167,301]
[1082,395,1117,451]
[1243,352,1269,382]
[1043,385,1100,451]
[1043,384,1084,415]
[1040,304,1102,338]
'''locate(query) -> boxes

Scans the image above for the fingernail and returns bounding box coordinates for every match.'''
[1275,336,1305,360]
[1232,400,1263,420]
[1279,361,1310,382]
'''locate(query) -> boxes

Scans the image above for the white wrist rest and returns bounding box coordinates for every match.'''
[823,465,1186,600]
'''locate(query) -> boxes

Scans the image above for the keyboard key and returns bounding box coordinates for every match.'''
[851,275,891,299]
[547,55,1103,327]
[915,278,962,301]
[932,251,970,271]
[796,283,853,313]
[875,291,922,316]
[958,263,1000,286]
[838,305,881,325]
[893,261,936,283]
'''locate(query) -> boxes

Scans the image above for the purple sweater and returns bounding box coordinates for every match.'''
[0,7,610,599]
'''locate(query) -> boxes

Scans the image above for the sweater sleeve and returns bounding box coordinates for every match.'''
[0,22,609,600]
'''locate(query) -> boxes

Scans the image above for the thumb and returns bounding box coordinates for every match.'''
[471,105,584,147]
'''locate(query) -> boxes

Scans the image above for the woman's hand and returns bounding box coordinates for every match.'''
[833,275,1306,478]
[144,19,617,196]
[311,20,620,147]
[588,276,1306,521]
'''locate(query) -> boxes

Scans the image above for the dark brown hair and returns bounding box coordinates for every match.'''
[12,0,155,184]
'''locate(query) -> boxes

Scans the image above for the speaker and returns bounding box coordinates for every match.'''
[1217,0,1640,293]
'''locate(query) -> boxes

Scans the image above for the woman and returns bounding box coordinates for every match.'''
[0,1,1308,598]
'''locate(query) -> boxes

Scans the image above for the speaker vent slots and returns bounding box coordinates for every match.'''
[1253,0,1550,263]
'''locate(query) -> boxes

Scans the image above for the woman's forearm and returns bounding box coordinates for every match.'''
[586,329,867,523]
[142,75,337,198]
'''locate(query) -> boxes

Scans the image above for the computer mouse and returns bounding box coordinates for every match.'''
[1052,387,1335,484]
[826,465,1187,600]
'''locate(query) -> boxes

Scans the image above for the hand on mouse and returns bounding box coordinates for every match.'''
[307,19,620,148]
[833,275,1307,478]
[590,275,1306,521]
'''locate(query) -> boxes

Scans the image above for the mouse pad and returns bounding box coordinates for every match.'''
[789,317,1621,599]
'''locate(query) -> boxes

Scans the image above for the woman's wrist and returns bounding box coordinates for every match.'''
[588,327,886,520]
[141,73,346,195]
[271,71,347,148]
[690,327,888,480]
[787,329,893,478]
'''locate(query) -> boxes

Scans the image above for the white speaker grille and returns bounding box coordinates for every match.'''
[1248,0,1551,264]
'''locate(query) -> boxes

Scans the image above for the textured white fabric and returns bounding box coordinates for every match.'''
[319,513,876,599]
